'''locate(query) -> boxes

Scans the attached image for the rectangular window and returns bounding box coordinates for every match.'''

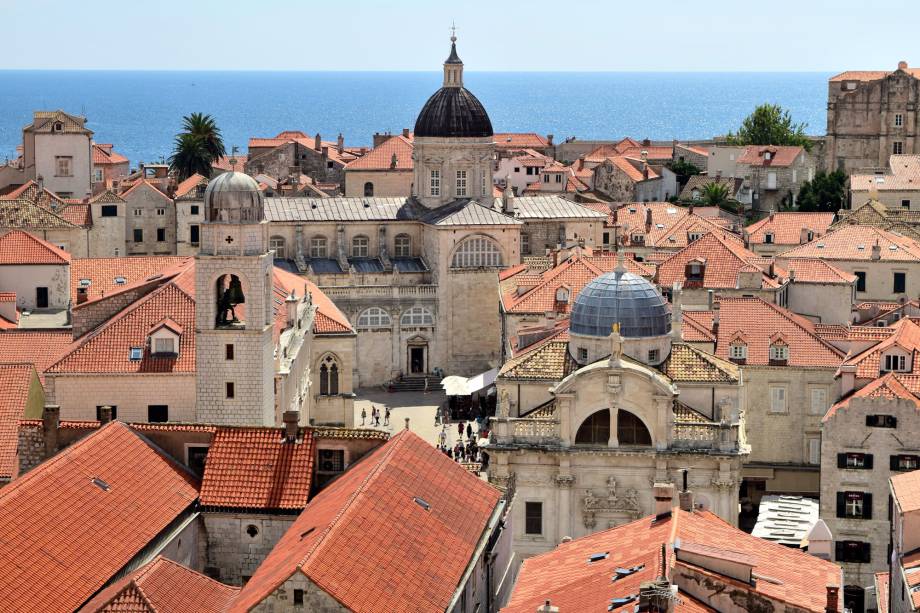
[482,172,487,195]
[893,141,904,155]
[895,113,904,127]
[293,589,304,606]
[603,232,610,246]
[521,233,530,255]
[883,354,907,372]
[807,437,821,465]
[133,228,143,242]
[866,414,897,428]
[837,491,872,520]
[838,452,873,469]
[190,205,200,215]
[902,199,911,210]
[810,388,827,415]
[769,345,789,361]
[100,205,118,217]
[730,344,747,361]
[764,233,774,244]
[766,172,777,190]
[93,168,104,182]
[891,454,920,471]
[96,406,118,420]
[310,238,327,258]
[894,272,906,293]
[156,208,165,216]
[430,169,440,196]
[525,501,543,535]
[225,344,234,360]
[190,225,200,244]
[147,405,168,423]
[855,271,866,292]
[769,386,787,413]
[55,156,73,177]
[456,170,467,197]
[134,208,143,216]
[226,382,235,399]
[578,347,588,362]
[154,337,175,354]
[156,228,166,242]
[648,349,659,363]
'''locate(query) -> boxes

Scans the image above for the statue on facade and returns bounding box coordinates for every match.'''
[498,389,510,418]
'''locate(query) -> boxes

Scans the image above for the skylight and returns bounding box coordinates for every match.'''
[129,347,143,360]
[588,552,609,563]
[91,477,110,491]
[612,564,645,581]
[78,278,91,287]
[114,276,127,285]
[608,595,637,611]
[414,496,431,511]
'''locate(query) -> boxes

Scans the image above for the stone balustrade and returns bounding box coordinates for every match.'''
[318,284,439,299]
[673,420,741,453]
[490,417,561,446]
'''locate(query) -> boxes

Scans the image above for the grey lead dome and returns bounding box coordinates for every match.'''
[570,270,671,338]
[204,171,265,223]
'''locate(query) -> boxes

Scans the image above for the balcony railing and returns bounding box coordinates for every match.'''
[673,420,741,452]
[490,417,561,445]
[318,284,438,299]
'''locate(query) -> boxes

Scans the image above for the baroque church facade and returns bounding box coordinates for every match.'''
[486,266,748,558]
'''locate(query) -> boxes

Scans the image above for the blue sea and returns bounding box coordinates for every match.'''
[0,71,831,164]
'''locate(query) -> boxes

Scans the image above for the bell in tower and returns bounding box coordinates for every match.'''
[215,274,246,327]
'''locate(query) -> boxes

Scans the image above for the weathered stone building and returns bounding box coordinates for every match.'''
[734,145,815,212]
[122,179,177,256]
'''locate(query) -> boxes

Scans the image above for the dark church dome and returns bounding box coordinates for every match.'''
[413,35,493,138]
[570,269,671,338]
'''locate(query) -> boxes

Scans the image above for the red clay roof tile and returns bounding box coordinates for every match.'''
[0,363,36,479]
[0,229,71,264]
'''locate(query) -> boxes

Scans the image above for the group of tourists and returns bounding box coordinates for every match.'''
[359,404,390,427]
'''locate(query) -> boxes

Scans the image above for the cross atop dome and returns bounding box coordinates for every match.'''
[443,24,464,86]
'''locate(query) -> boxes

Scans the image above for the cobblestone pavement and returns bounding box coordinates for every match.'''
[354,388,488,453]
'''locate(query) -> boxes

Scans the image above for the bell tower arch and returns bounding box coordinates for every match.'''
[195,171,275,426]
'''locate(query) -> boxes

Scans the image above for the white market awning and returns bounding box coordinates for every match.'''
[441,368,499,396]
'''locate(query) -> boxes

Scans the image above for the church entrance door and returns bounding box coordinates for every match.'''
[410,346,426,374]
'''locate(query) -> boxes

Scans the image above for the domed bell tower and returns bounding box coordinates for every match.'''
[195,170,276,426]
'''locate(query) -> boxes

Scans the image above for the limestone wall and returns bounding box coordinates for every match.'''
[123,182,177,255]
[344,170,412,197]
[46,373,196,422]
[203,513,296,586]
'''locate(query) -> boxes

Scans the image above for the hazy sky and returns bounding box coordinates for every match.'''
[4,0,920,72]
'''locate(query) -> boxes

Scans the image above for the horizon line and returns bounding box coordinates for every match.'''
[0,68,839,74]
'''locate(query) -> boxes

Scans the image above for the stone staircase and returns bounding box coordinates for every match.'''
[389,375,443,393]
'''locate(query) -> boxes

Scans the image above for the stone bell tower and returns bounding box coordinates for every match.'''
[195,170,275,426]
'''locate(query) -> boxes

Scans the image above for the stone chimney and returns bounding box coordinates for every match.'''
[899,60,909,71]
[678,469,694,512]
[871,240,881,260]
[337,133,344,154]
[688,203,694,216]
[641,149,648,162]
[321,146,329,159]
[314,133,322,150]
[645,208,653,232]
[546,134,554,146]
[285,290,299,328]
[769,210,775,221]
[711,301,720,335]
[825,585,839,613]
[98,405,113,424]
[536,600,559,613]
[707,289,714,310]
[671,281,683,340]
[390,153,398,169]
[37,175,44,192]
[282,410,299,443]
[653,482,674,516]
[806,519,833,560]
[642,162,649,180]
[42,404,60,459]
[402,128,410,138]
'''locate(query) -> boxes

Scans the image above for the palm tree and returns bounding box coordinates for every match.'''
[168,113,226,180]
[702,181,730,206]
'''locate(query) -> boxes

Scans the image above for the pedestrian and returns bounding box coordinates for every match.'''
[458,422,464,439]
[384,406,390,426]
[466,423,473,440]
[424,377,429,393]
[438,428,447,448]
[375,407,381,426]
[447,447,453,460]
[360,407,366,426]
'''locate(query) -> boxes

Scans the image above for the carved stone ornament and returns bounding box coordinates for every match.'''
[498,389,510,418]
[555,474,575,488]
[582,476,640,529]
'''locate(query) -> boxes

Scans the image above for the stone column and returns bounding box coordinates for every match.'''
[555,460,575,544]
[608,407,619,448]
[556,392,575,446]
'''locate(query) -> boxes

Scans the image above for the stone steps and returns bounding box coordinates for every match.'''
[389,376,443,392]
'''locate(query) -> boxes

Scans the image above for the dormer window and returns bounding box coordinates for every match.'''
[764,232,774,244]
[149,319,182,357]
[631,233,645,245]
[154,337,176,355]
[729,343,747,363]
[883,353,907,372]
[688,232,703,242]
[685,260,705,282]
[764,151,772,161]
[769,343,789,361]
[555,287,570,309]
[129,347,143,361]
[114,276,126,285]
[53,121,63,132]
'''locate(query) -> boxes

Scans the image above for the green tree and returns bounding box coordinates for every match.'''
[727,103,812,152]
[796,170,847,212]
[169,113,225,180]
[702,181,730,205]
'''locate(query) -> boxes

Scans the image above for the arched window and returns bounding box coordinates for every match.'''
[555,287,570,303]
[451,236,503,268]
[215,273,245,328]
[357,307,391,329]
[269,235,286,260]
[394,234,411,257]
[575,410,610,445]
[364,182,374,197]
[401,306,434,326]
[617,410,651,446]
[310,236,327,258]
[319,355,340,396]
[352,235,369,257]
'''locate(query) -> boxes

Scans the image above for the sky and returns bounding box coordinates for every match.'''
[3,0,920,72]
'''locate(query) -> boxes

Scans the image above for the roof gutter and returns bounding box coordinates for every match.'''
[446,497,507,612]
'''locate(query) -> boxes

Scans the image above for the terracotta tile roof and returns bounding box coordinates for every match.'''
[503,508,840,613]
[585,139,673,163]
[745,212,836,245]
[781,224,920,261]
[0,179,68,211]
[681,312,716,342]
[312,427,389,441]
[0,330,72,383]
[81,555,239,613]
[904,552,920,610]
[0,421,198,613]
[345,135,413,170]
[89,190,126,205]
[24,110,90,134]
[0,364,36,479]
[586,202,741,251]
[875,571,890,613]
[60,203,91,226]
[736,145,805,167]
[840,318,920,379]
[70,256,191,303]
[891,467,920,513]
[0,198,77,229]
[49,276,195,374]
[212,154,248,173]
[92,143,129,166]
[121,179,173,204]
[660,343,740,383]
[679,175,743,201]
[272,267,353,335]
[830,67,920,82]
[851,155,920,192]
[200,426,316,511]
[602,155,660,182]
[656,232,781,289]
[813,323,849,342]
[501,329,571,381]
[824,372,920,420]
[0,229,70,264]
[711,297,845,367]
[173,173,208,199]
[232,430,502,613]
[493,133,549,149]
[784,258,857,284]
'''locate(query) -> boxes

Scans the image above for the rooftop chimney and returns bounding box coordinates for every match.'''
[314,133,322,150]
[707,289,714,310]
[285,290,299,328]
[899,60,909,71]
[404,417,410,430]
[769,210,775,221]
[871,240,881,260]
[402,128,410,138]
[42,404,60,459]
[806,519,833,561]
[321,146,329,159]
[645,208,653,232]
[37,175,44,192]
[536,600,559,613]
[390,153,398,169]
[678,469,694,512]
[712,301,720,335]
[653,482,674,517]
[282,410,299,443]
[825,585,839,613]
[688,203,694,216]
[546,134,554,146]
[671,281,683,340]
[98,405,113,424]
[336,133,344,154]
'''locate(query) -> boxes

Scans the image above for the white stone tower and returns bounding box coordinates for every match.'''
[195,171,275,426]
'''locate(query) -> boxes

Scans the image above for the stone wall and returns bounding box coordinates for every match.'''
[88,200,126,258]
[46,373,196,422]
[520,219,602,255]
[777,255,920,303]
[202,512,296,586]
[344,170,412,197]
[0,263,69,310]
[124,182,177,255]
[176,197,204,256]
[246,141,345,187]
[250,573,347,612]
